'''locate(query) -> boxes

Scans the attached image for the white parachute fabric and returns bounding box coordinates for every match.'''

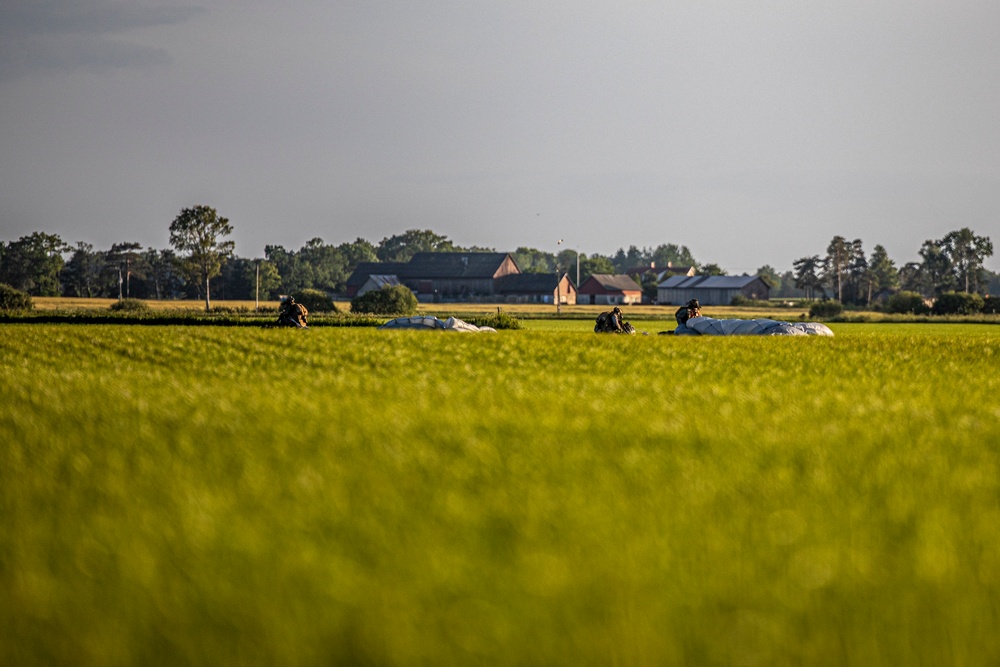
[379,316,446,330]
[443,317,496,333]
[378,316,496,332]
[795,322,835,336]
[680,316,833,337]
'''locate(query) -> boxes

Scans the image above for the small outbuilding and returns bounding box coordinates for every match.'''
[576,274,642,305]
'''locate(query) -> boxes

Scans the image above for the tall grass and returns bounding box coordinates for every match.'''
[2,325,999,665]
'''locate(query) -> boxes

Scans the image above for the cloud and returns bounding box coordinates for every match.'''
[0,0,205,79]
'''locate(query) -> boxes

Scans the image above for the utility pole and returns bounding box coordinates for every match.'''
[556,240,564,314]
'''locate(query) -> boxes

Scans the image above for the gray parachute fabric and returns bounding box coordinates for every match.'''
[677,316,833,337]
[378,316,496,333]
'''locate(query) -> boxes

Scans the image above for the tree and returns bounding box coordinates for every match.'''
[898,262,924,294]
[351,284,418,315]
[512,247,556,273]
[793,255,824,299]
[141,249,183,300]
[576,254,615,283]
[612,245,647,273]
[700,263,725,276]
[822,236,850,302]
[756,265,781,291]
[932,291,984,315]
[168,205,234,311]
[0,232,69,295]
[107,242,146,299]
[264,245,312,294]
[842,239,867,305]
[867,244,898,302]
[650,243,696,270]
[297,238,348,293]
[337,238,378,284]
[640,273,660,303]
[917,240,953,296]
[0,283,33,312]
[243,259,281,302]
[376,229,455,262]
[62,242,106,298]
[940,228,993,293]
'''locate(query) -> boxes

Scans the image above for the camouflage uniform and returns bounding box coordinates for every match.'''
[279,298,309,328]
[594,307,625,333]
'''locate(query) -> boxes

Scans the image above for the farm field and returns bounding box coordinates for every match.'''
[31,296,814,321]
[2,323,1000,665]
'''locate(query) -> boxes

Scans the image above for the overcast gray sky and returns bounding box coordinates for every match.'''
[2,0,998,273]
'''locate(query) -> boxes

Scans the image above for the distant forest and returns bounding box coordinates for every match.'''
[1,219,996,305]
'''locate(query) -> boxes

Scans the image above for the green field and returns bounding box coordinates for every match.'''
[2,323,999,665]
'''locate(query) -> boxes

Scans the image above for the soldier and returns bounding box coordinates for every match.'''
[278,295,309,328]
[674,299,701,327]
[594,306,625,333]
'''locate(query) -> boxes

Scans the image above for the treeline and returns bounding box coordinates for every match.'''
[0,226,699,300]
[761,228,995,305]
[1,220,995,303]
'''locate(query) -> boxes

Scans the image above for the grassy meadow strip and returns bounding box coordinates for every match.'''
[2,324,999,665]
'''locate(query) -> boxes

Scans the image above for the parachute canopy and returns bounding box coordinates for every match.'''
[378,316,497,333]
[675,316,833,337]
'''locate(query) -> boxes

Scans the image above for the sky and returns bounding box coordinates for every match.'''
[1,1,998,274]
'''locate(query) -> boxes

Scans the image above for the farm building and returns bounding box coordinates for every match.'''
[657,275,770,306]
[346,262,408,297]
[354,274,402,297]
[345,252,520,302]
[495,272,576,304]
[576,274,642,305]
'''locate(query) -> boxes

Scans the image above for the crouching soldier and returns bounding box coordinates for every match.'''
[674,299,701,327]
[594,306,635,334]
[595,306,624,333]
[278,295,309,328]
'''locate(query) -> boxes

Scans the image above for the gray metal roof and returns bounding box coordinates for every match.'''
[347,262,408,286]
[495,272,565,293]
[406,252,513,279]
[658,274,762,289]
[365,275,401,289]
[581,274,642,293]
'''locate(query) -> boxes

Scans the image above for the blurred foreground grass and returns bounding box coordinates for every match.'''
[2,324,1000,665]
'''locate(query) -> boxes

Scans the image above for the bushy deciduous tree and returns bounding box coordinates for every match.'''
[291,289,338,313]
[351,285,418,315]
[886,291,930,315]
[940,228,993,293]
[917,240,954,296]
[0,283,33,311]
[0,232,69,295]
[756,265,781,291]
[376,230,455,262]
[512,247,556,274]
[169,205,234,311]
[932,291,984,315]
[700,263,725,276]
[809,300,843,318]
